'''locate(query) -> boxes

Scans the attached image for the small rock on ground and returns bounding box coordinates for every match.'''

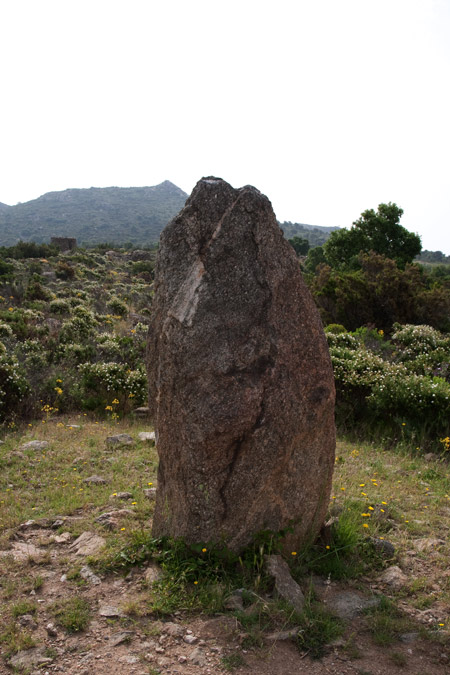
[20,440,49,451]
[265,554,305,613]
[138,431,156,442]
[105,434,134,447]
[83,475,108,485]
[69,531,106,556]
[325,591,380,620]
[9,648,53,669]
[379,565,408,589]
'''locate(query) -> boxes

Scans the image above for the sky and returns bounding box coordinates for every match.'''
[1,0,449,253]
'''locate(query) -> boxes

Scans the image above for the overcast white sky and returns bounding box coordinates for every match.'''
[1,0,449,252]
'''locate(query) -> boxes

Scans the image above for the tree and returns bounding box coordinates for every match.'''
[323,203,422,269]
[288,235,310,256]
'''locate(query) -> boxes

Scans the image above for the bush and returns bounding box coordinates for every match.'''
[0,354,30,423]
[49,298,71,315]
[328,324,450,449]
[55,261,76,280]
[78,361,147,412]
[106,296,128,316]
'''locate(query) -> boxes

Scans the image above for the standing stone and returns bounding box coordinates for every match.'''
[148,177,335,553]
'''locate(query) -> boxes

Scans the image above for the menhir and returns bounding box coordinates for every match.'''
[148,177,335,553]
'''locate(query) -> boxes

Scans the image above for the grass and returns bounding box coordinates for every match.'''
[0,419,449,664]
[11,600,37,617]
[0,621,36,657]
[295,598,343,658]
[50,596,91,633]
[221,652,246,670]
[364,596,415,646]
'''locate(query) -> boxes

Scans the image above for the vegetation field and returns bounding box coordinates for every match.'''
[0,227,449,672]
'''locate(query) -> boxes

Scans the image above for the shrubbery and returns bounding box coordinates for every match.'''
[0,246,152,423]
[0,243,448,455]
[328,323,450,450]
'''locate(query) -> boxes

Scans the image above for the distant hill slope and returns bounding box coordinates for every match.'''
[0,182,339,248]
[280,221,340,248]
[0,181,188,246]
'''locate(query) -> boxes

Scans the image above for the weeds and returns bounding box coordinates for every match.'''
[50,596,91,633]
[221,652,246,670]
[295,593,343,658]
[0,621,35,656]
[11,600,37,617]
[364,596,414,646]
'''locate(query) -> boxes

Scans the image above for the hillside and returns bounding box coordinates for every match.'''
[280,221,340,247]
[0,183,339,248]
[0,181,188,247]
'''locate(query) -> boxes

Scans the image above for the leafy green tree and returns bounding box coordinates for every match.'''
[323,203,422,269]
[304,245,327,274]
[288,235,310,256]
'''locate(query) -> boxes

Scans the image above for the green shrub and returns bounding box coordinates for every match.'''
[0,354,30,423]
[106,296,128,316]
[0,322,13,338]
[78,361,147,411]
[55,261,76,280]
[49,298,71,315]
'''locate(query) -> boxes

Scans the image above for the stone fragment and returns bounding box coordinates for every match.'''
[51,518,66,529]
[99,605,124,618]
[138,431,156,442]
[399,632,419,643]
[0,541,47,562]
[80,565,102,585]
[370,537,395,557]
[379,566,408,589]
[162,621,184,637]
[145,564,163,586]
[119,655,139,664]
[183,634,198,644]
[148,177,335,552]
[224,591,244,612]
[18,614,38,630]
[110,491,133,499]
[266,627,300,641]
[105,434,134,447]
[52,532,72,544]
[18,519,38,530]
[157,656,171,667]
[134,406,150,418]
[110,631,134,646]
[69,531,106,556]
[414,537,445,552]
[325,591,380,620]
[9,648,53,669]
[20,440,49,451]
[265,555,305,613]
[188,647,207,666]
[82,475,107,485]
[143,488,157,499]
[46,622,58,637]
[95,509,134,530]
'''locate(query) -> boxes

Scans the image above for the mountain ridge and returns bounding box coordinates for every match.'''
[0,181,338,248]
[0,181,189,247]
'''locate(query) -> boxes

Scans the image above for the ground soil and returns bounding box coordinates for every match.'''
[0,524,448,675]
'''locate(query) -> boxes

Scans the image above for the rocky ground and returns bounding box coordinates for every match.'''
[0,426,448,674]
[0,518,448,675]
